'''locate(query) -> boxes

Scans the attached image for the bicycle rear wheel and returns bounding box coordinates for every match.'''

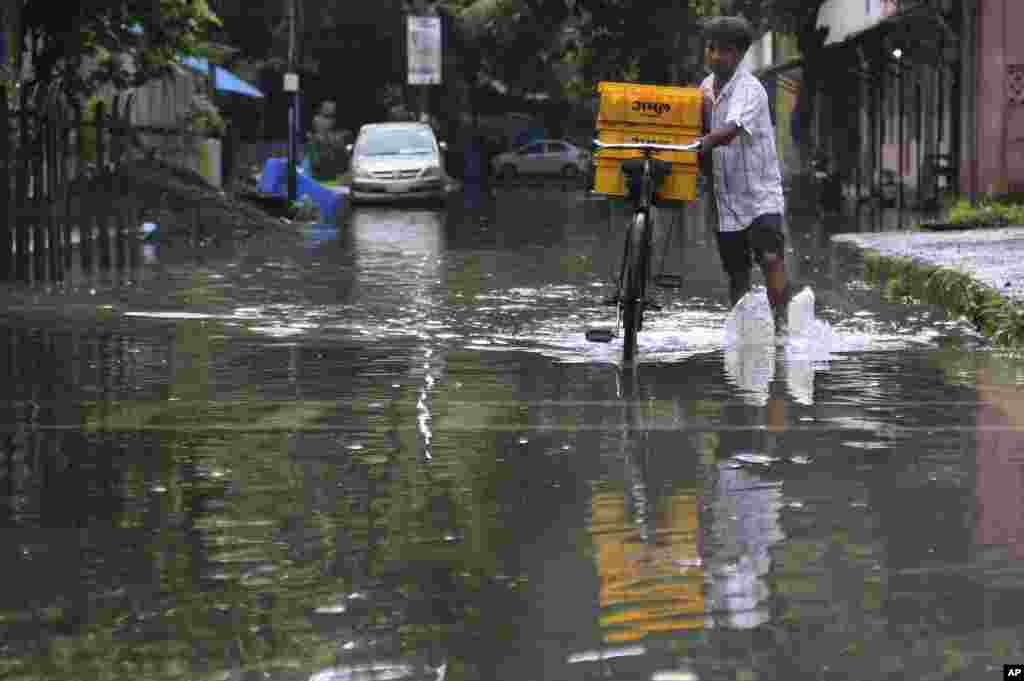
[621,211,648,363]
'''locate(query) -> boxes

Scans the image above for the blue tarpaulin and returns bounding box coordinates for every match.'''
[181,56,264,98]
[126,24,263,98]
[258,158,343,223]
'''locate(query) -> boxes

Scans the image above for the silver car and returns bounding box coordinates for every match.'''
[348,123,448,204]
[491,139,591,180]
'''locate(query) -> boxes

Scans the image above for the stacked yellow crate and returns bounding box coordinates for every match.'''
[594,82,704,202]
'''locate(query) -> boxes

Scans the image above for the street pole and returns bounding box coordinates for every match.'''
[898,54,904,231]
[967,0,978,206]
[286,0,297,204]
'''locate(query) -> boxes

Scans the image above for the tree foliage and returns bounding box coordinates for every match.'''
[209,0,407,74]
[18,0,221,99]
[448,0,832,93]
[447,0,578,92]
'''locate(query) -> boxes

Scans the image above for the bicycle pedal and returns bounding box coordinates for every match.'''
[586,328,615,343]
[654,274,683,289]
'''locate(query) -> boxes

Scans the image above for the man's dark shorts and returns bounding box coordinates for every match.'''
[715,213,785,277]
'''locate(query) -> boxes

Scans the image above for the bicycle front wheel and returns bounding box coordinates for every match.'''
[621,211,648,363]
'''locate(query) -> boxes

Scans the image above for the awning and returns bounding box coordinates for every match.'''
[181,56,264,98]
[816,0,895,46]
[816,0,958,53]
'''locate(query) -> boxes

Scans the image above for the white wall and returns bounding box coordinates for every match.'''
[129,68,207,178]
[741,32,774,72]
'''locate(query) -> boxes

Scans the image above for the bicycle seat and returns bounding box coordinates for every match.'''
[621,158,673,181]
[622,158,673,202]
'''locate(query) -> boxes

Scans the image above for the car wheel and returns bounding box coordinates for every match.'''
[499,164,518,181]
[561,164,579,178]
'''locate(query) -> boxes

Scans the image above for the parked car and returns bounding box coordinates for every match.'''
[491,139,591,180]
[347,122,448,204]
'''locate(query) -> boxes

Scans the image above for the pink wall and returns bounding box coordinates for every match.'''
[976,0,1024,194]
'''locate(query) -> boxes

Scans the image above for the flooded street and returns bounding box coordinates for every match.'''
[2,184,1023,680]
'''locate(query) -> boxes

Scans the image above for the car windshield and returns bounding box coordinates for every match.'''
[356,128,435,156]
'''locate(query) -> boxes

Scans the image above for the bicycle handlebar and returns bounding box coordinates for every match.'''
[592,139,701,153]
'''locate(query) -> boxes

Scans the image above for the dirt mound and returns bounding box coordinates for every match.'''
[74,158,286,244]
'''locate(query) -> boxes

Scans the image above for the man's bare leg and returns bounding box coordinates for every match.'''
[762,252,788,330]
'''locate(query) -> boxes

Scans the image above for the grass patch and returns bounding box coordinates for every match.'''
[862,250,1024,347]
[944,194,1024,228]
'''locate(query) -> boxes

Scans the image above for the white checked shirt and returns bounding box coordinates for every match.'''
[700,67,785,232]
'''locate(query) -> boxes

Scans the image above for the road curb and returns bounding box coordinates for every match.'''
[834,238,1024,347]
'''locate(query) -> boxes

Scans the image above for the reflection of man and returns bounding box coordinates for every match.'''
[705,384,786,630]
[705,464,782,629]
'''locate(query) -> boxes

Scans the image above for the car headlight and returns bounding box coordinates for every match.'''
[353,165,373,180]
[420,165,442,180]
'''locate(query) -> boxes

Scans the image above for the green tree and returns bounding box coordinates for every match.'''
[451,0,579,92]
[19,0,221,99]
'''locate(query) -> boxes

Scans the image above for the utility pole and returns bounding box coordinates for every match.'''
[897,48,904,231]
[286,0,298,204]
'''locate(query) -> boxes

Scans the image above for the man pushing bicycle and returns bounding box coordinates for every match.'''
[696,16,792,334]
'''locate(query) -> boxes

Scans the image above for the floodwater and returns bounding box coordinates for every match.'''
[2,183,1023,680]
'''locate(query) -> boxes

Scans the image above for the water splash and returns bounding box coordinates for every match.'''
[723,288,776,348]
[723,287,839,405]
[724,287,838,351]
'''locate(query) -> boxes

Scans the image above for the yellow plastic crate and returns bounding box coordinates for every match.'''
[596,123,701,164]
[597,81,704,130]
[594,157,698,202]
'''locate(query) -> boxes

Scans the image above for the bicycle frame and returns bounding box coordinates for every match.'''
[590,140,699,362]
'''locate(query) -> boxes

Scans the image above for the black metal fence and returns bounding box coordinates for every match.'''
[1,89,206,283]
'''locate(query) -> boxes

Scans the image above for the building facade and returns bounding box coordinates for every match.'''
[969,0,1024,195]
[749,0,1023,209]
[811,0,961,208]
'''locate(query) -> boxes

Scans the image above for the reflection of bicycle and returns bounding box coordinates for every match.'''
[588,367,706,650]
[586,140,700,363]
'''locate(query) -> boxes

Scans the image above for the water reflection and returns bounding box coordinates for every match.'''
[302,222,340,252]
[348,207,447,460]
[706,390,786,632]
[975,360,1024,561]
[348,207,445,336]
[575,363,790,676]
[589,369,705,643]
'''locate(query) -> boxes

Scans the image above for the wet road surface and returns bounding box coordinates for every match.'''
[2,183,1023,680]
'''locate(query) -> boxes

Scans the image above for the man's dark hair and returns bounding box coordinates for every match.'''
[701,15,756,53]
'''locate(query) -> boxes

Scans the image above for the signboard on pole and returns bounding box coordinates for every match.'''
[407,16,441,85]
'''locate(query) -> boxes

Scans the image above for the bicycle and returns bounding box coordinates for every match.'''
[586,139,701,363]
